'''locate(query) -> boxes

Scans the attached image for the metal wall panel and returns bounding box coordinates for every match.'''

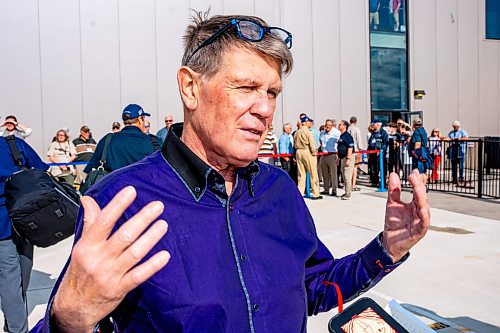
[38,0,83,155]
[80,0,121,141]
[0,0,44,153]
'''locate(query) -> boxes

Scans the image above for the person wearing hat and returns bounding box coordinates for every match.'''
[294,116,323,199]
[0,115,32,140]
[72,126,97,185]
[367,117,388,187]
[408,118,429,186]
[84,104,161,174]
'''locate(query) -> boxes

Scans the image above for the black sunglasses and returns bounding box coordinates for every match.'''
[184,18,292,65]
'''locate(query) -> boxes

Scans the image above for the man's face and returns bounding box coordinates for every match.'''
[338,122,344,132]
[452,124,460,131]
[80,130,90,140]
[324,121,333,132]
[165,116,173,129]
[190,48,281,167]
[5,118,16,130]
[284,125,292,134]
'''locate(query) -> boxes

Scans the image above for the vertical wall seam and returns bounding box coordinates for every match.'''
[37,0,47,153]
[117,0,123,107]
[154,0,160,122]
[477,0,480,135]
[456,0,460,122]
[435,0,439,126]
[78,0,85,124]
[365,0,371,120]
[338,0,343,117]
[310,0,316,119]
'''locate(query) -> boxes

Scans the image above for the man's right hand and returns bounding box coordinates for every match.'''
[51,186,170,332]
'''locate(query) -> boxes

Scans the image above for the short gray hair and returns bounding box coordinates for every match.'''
[453,120,461,127]
[181,12,293,78]
[283,123,292,130]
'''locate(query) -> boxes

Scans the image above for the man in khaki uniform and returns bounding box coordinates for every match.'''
[294,116,323,200]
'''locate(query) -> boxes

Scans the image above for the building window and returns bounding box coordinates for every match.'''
[369,0,408,112]
[486,0,500,40]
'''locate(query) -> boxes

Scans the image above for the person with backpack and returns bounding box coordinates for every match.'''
[0,134,48,333]
[408,118,431,187]
[84,104,161,175]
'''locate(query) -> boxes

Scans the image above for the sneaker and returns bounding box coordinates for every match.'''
[310,196,323,200]
[331,192,337,197]
[352,187,361,191]
[341,195,351,200]
[320,191,329,195]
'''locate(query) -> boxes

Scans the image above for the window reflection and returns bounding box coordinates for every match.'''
[370,0,406,33]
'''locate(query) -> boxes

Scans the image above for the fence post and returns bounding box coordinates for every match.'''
[376,149,388,192]
[305,172,312,198]
[477,138,483,198]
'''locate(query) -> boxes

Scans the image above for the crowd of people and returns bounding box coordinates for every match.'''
[256,114,471,198]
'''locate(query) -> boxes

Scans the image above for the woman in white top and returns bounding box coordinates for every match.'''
[47,129,77,184]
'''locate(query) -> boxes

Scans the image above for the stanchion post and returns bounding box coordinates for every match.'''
[305,172,312,198]
[376,149,387,192]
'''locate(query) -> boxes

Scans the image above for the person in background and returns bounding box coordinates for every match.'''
[85,104,160,174]
[367,118,388,187]
[408,118,429,186]
[397,120,412,183]
[72,126,96,185]
[156,115,174,142]
[369,0,381,30]
[319,119,340,196]
[387,122,402,176]
[1,134,48,333]
[47,129,77,184]
[112,121,121,133]
[278,123,294,174]
[0,115,32,140]
[258,123,278,165]
[295,116,322,199]
[446,120,469,184]
[428,128,442,183]
[144,120,151,134]
[348,116,363,191]
[367,123,376,182]
[337,120,355,200]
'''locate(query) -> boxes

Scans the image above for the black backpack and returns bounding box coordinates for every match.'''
[4,136,80,248]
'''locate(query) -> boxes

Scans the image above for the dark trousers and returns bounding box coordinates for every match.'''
[280,157,291,173]
[369,151,387,185]
[451,157,465,182]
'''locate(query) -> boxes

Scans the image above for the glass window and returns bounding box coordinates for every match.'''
[369,0,406,33]
[486,0,500,40]
[370,47,408,111]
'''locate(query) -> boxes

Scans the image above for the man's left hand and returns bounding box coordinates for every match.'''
[382,170,430,262]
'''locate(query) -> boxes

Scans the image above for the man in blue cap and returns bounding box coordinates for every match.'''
[367,117,388,186]
[84,104,161,174]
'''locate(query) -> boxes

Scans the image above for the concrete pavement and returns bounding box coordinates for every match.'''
[1,184,499,332]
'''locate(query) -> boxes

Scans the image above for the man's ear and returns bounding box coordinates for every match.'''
[177,66,200,111]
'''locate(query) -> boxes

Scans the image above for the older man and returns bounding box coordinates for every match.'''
[319,119,340,196]
[278,123,294,173]
[295,116,322,199]
[447,120,469,184]
[156,114,174,142]
[32,14,429,333]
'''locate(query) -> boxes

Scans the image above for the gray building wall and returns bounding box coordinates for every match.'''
[0,0,499,156]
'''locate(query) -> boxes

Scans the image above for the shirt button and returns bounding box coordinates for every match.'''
[240,254,246,262]
[253,304,260,312]
[229,203,234,212]
[194,186,201,193]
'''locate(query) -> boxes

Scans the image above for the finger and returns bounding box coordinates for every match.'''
[409,170,431,232]
[387,172,401,204]
[80,196,101,239]
[108,201,164,256]
[114,220,168,274]
[120,250,171,293]
[85,186,137,243]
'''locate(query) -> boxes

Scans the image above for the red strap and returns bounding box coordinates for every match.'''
[322,281,343,313]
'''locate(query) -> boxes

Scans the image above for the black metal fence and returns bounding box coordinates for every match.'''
[391,138,500,198]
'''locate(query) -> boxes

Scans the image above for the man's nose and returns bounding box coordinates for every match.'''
[251,93,275,119]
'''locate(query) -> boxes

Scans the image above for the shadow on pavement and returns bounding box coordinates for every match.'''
[27,269,57,315]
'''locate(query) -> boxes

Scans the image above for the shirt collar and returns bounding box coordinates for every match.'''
[161,123,260,201]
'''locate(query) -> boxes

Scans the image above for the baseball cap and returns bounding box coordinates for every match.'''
[300,116,313,123]
[122,104,151,120]
[80,125,90,132]
[371,116,383,124]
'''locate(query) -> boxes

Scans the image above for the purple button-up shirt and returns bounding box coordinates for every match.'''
[32,124,405,333]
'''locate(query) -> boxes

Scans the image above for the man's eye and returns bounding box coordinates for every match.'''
[267,91,278,99]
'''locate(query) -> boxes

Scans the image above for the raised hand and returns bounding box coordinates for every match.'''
[382,170,430,263]
[51,186,170,332]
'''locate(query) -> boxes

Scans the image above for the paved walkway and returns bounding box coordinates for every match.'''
[1,184,499,332]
